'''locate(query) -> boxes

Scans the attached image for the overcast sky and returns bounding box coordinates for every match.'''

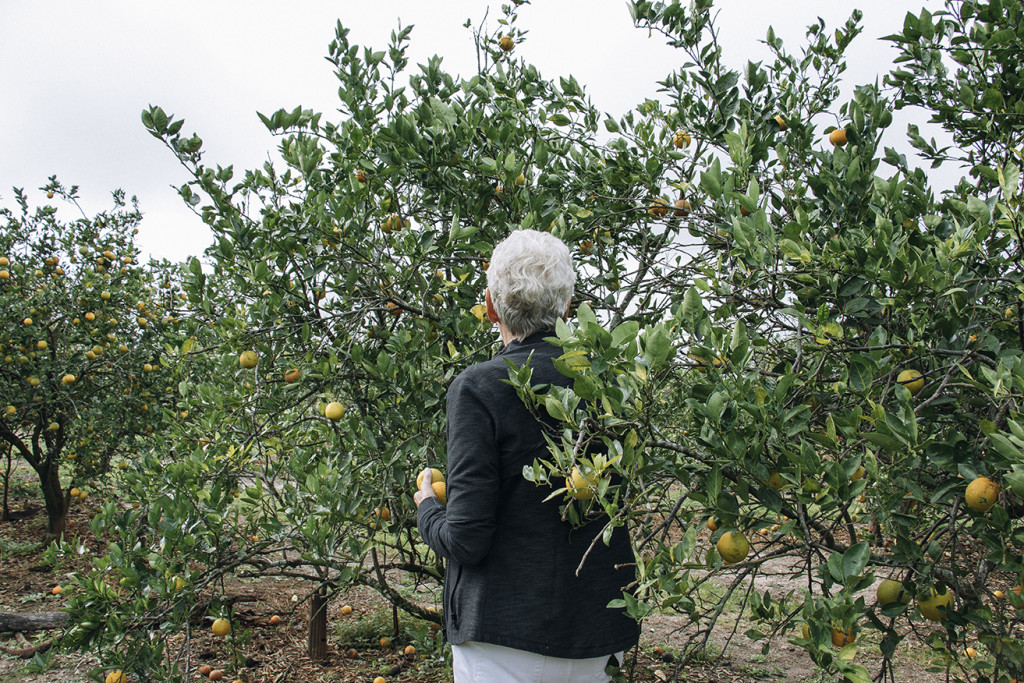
[1,1,945,263]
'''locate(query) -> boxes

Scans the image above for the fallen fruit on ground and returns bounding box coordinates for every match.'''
[341,604,353,615]
[209,670,223,681]
[379,636,392,648]
[211,617,231,636]
[51,585,62,595]
[965,476,1000,513]
[270,615,281,625]
[105,671,127,683]
[716,531,750,565]
[199,665,212,676]
[404,644,416,655]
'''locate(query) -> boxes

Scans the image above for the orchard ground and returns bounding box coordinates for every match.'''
[0,462,956,683]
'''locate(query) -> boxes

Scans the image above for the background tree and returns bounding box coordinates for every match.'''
[0,181,185,542]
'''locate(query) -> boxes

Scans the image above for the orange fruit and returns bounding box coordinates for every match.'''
[404,645,416,655]
[716,531,750,564]
[830,626,856,647]
[673,198,691,217]
[431,481,447,504]
[379,636,392,648]
[341,605,353,615]
[965,476,1000,513]
[897,369,924,395]
[199,665,213,676]
[270,615,281,625]
[211,618,231,637]
[672,130,692,149]
[498,35,514,52]
[209,671,223,681]
[417,468,445,489]
[284,368,301,383]
[375,507,391,522]
[647,198,670,219]
[918,587,954,621]
[828,128,848,147]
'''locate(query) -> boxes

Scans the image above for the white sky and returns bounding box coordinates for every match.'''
[1,1,945,263]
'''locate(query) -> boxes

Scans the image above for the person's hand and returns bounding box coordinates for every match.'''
[413,467,436,508]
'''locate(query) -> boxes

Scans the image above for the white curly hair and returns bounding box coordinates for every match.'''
[487,229,576,339]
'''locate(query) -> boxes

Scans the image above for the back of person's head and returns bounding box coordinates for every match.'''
[487,229,576,339]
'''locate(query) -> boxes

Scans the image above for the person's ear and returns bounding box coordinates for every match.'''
[485,289,500,323]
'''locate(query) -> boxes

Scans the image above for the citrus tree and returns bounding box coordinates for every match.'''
[57,1,1024,682]
[0,181,186,542]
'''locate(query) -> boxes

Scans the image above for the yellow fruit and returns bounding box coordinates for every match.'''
[716,531,750,565]
[374,678,387,683]
[325,401,346,421]
[851,466,866,482]
[829,128,848,147]
[897,369,925,395]
[51,585,62,595]
[173,576,186,591]
[965,476,1000,513]
[404,644,416,655]
[341,604,353,615]
[766,472,783,489]
[566,466,598,500]
[416,468,445,489]
[211,617,231,636]
[375,507,391,522]
[381,214,406,233]
[69,487,80,497]
[0,270,8,279]
[432,481,447,504]
[0,256,7,266]
[706,517,718,532]
[515,172,526,186]
[61,374,76,385]
[876,579,909,606]
[23,317,32,326]
[105,671,127,683]
[672,129,692,149]
[918,587,954,621]
[498,35,514,52]
[775,114,788,130]
[238,350,258,368]
[647,198,670,218]
[831,626,856,647]
[965,647,977,658]
[801,622,810,639]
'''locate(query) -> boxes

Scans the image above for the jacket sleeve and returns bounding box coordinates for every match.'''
[417,370,500,566]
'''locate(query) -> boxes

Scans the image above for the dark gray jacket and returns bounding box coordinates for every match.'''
[417,331,640,659]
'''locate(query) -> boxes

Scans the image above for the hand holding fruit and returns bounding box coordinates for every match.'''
[414,467,446,507]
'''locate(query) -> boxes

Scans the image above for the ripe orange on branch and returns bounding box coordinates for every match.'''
[965,476,1000,513]
[828,128,848,147]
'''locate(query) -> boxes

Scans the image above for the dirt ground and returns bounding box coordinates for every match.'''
[0,477,952,683]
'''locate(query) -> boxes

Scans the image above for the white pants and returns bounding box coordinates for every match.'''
[452,641,619,683]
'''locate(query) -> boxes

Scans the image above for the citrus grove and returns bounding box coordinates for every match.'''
[0,182,186,541]
[7,0,1022,681]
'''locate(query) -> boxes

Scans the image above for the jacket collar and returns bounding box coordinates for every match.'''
[497,329,555,356]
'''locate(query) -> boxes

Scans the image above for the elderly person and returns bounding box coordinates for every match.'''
[415,229,640,682]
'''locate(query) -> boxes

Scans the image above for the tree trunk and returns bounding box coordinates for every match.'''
[37,464,67,543]
[1,443,11,522]
[308,588,327,661]
[0,612,68,632]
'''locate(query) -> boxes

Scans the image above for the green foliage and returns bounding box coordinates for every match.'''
[56,1,1024,681]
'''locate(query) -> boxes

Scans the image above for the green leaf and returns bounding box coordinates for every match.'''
[841,542,870,579]
[682,286,703,323]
